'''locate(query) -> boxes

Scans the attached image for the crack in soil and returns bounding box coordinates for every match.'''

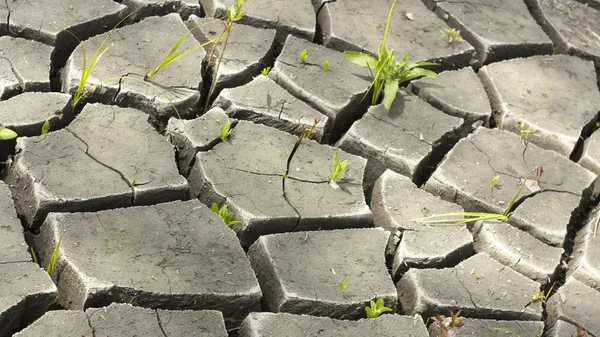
[85,312,97,337]
[454,270,478,311]
[65,128,135,205]
[370,114,434,147]
[0,56,23,90]
[156,310,169,337]
[4,0,11,35]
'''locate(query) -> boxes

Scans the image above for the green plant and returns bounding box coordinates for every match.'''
[144,24,222,81]
[323,60,330,70]
[441,28,464,44]
[414,178,528,225]
[330,150,349,184]
[433,310,464,337]
[300,49,308,64]
[41,120,50,135]
[344,0,437,109]
[491,175,500,191]
[261,66,271,76]
[338,278,350,292]
[0,127,17,140]
[67,14,131,110]
[211,202,241,227]
[365,298,393,318]
[203,0,247,112]
[219,120,233,141]
[46,235,62,277]
[514,119,541,141]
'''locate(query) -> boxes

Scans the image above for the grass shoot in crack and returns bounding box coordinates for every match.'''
[441,28,464,44]
[344,0,437,109]
[203,0,247,113]
[218,119,233,141]
[329,150,349,189]
[431,310,464,337]
[211,202,241,227]
[66,13,132,110]
[145,23,224,81]
[0,126,17,140]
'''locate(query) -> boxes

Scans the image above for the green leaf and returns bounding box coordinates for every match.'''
[382,79,399,109]
[41,120,50,135]
[211,202,219,213]
[0,127,17,140]
[344,51,377,69]
[338,278,350,292]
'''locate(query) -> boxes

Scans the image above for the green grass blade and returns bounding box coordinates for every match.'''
[503,179,527,217]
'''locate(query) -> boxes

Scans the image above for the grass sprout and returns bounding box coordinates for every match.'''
[41,120,50,135]
[330,150,349,184]
[338,278,350,292]
[261,66,271,76]
[323,60,330,70]
[0,127,17,140]
[145,24,223,81]
[300,49,308,64]
[414,178,527,225]
[219,120,233,141]
[211,202,241,227]
[365,298,393,318]
[46,235,63,277]
[441,28,464,43]
[66,13,131,110]
[344,0,437,109]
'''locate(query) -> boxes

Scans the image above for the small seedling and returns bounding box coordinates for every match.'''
[365,298,393,318]
[145,25,221,81]
[203,0,247,113]
[441,28,464,44]
[573,327,589,337]
[330,150,349,185]
[67,14,131,110]
[513,118,541,141]
[211,202,241,227]
[491,175,500,191]
[300,49,308,64]
[344,0,437,109]
[0,127,17,140]
[46,235,63,277]
[323,60,330,70]
[338,278,350,292]
[414,178,528,225]
[433,310,464,337]
[219,120,233,141]
[41,120,50,135]
[261,66,271,76]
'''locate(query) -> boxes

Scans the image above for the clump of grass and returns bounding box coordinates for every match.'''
[211,202,241,227]
[203,0,247,113]
[330,150,349,187]
[365,298,393,318]
[0,127,17,140]
[441,28,464,44]
[144,24,223,81]
[344,0,437,109]
[67,14,131,110]
[219,120,233,141]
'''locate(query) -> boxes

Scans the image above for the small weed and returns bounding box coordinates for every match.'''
[67,14,131,110]
[0,127,17,140]
[30,247,38,264]
[338,278,350,292]
[145,24,221,81]
[219,120,233,141]
[323,60,331,71]
[414,178,528,225]
[203,0,247,113]
[300,49,308,64]
[211,202,241,227]
[46,235,63,277]
[433,310,465,337]
[491,175,500,191]
[261,66,271,76]
[514,119,541,141]
[344,0,437,109]
[330,150,349,185]
[41,120,50,135]
[441,28,464,44]
[365,298,393,318]
[573,327,589,337]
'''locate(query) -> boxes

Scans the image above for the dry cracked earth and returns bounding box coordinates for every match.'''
[0,0,599,336]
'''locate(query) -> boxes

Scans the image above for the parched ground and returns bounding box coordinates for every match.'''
[1,0,599,336]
